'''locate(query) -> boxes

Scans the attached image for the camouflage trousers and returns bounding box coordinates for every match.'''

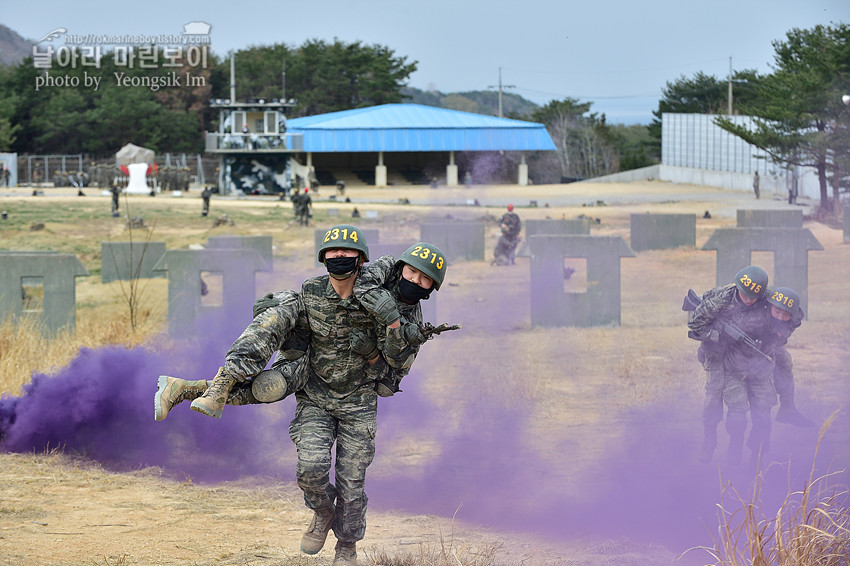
[772,346,794,401]
[289,383,378,543]
[700,347,725,427]
[724,361,777,451]
[227,354,310,405]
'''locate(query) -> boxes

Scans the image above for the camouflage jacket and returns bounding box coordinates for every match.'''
[223,256,424,394]
[500,212,521,239]
[354,255,424,378]
[295,275,378,398]
[688,284,764,352]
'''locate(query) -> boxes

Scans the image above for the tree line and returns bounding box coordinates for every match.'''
[0,23,846,212]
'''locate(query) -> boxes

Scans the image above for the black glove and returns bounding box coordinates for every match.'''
[253,292,278,319]
[359,288,401,326]
[350,328,379,361]
[402,323,428,347]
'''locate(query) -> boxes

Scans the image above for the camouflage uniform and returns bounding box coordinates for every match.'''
[494,211,521,265]
[354,256,424,393]
[719,300,778,454]
[768,302,803,407]
[201,188,212,216]
[688,284,768,459]
[223,289,310,403]
[499,211,521,240]
[290,272,380,543]
[224,256,424,544]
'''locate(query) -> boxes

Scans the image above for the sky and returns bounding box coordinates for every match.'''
[3,0,849,124]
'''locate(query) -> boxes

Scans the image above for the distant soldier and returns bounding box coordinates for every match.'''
[182,167,191,191]
[753,170,760,200]
[492,204,522,266]
[110,182,121,215]
[298,188,312,226]
[291,187,303,218]
[201,186,212,217]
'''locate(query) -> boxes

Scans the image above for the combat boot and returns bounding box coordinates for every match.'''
[300,506,336,555]
[776,402,815,428]
[333,540,357,566]
[190,367,236,419]
[154,376,209,421]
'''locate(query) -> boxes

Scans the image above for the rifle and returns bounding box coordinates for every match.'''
[418,322,462,340]
[722,322,774,363]
[682,288,701,312]
[681,289,774,363]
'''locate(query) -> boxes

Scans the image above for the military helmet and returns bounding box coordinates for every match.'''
[767,286,799,313]
[734,265,768,299]
[317,224,369,262]
[397,242,447,290]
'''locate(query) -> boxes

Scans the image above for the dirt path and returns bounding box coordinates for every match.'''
[0,184,846,566]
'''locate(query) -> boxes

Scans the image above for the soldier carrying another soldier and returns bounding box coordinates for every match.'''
[154,226,455,566]
[685,266,812,466]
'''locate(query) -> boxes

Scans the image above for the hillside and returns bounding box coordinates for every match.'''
[402,86,540,119]
[0,24,33,66]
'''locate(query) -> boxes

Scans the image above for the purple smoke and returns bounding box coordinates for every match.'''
[0,306,295,483]
[1,263,846,560]
[370,356,849,554]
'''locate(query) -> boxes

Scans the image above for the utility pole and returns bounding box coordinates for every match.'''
[728,56,733,115]
[488,67,515,118]
[282,57,286,102]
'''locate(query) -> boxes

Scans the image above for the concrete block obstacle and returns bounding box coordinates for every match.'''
[528,235,635,327]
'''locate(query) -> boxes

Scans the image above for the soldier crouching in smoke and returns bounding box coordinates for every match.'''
[154,226,456,566]
[492,204,521,266]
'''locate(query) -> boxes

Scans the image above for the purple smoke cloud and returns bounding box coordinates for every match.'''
[1,264,846,560]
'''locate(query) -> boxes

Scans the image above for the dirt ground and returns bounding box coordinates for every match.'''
[0,181,848,566]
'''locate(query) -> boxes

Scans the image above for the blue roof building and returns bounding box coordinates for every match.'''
[286,103,556,153]
[286,104,554,188]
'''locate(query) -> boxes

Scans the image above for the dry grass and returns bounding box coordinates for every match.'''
[697,411,850,566]
[0,297,165,396]
[365,507,501,566]
[1,188,847,566]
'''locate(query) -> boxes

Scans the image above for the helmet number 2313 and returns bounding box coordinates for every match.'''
[410,245,443,270]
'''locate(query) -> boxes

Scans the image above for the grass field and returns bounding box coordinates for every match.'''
[0,183,848,565]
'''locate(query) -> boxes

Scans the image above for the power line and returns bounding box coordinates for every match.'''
[487,67,515,117]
